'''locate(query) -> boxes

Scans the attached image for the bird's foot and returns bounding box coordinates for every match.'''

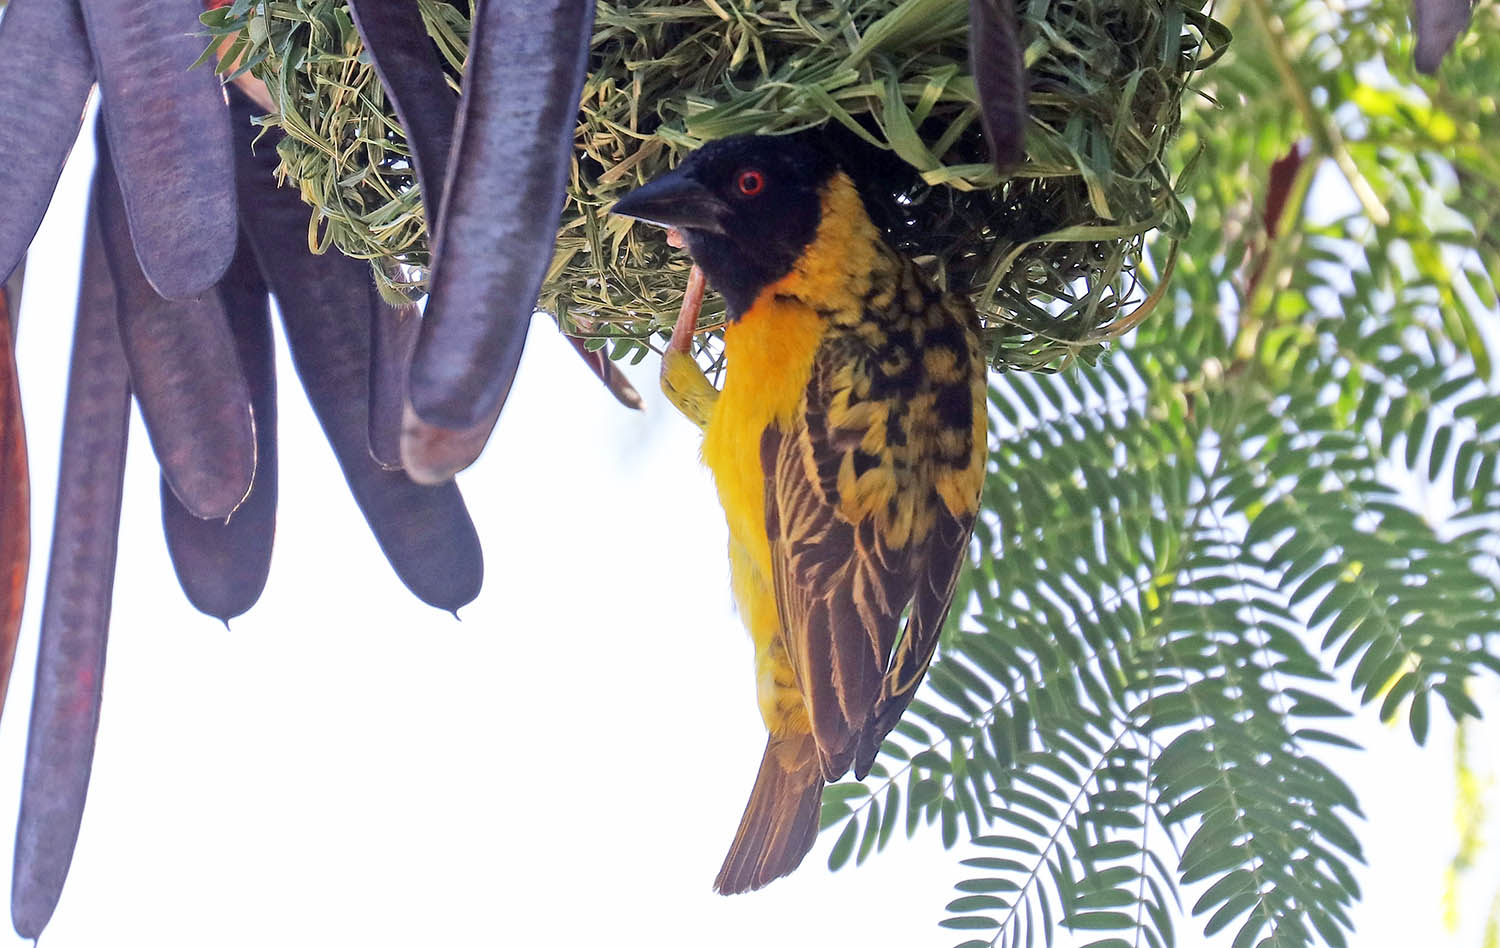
[660,263,716,429]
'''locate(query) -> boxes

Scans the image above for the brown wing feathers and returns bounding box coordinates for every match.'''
[763,340,976,783]
[762,345,948,780]
[764,423,879,780]
[859,505,974,777]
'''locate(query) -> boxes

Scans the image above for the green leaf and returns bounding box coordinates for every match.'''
[1192,867,1257,914]
[1062,911,1134,930]
[961,855,1030,874]
[939,916,1003,930]
[1409,688,1430,745]
[956,878,1023,894]
[974,835,1041,854]
[941,797,960,848]
[878,781,902,850]
[827,817,859,872]
[948,895,1012,913]
[1202,892,1260,937]
[857,798,882,865]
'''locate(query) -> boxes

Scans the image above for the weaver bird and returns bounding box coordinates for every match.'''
[612,136,988,893]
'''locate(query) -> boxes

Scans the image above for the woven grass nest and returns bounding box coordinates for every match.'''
[215,0,1228,372]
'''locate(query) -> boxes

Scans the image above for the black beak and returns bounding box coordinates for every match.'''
[610,168,730,235]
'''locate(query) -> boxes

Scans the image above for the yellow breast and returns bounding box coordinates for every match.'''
[702,296,826,591]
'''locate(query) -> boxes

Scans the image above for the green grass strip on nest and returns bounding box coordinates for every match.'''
[202,0,1229,374]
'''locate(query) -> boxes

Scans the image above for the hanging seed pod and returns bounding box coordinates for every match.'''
[404,0,596,479]
[230,89,483,611]
[0,0,94,282]
[159,233,279,622]
[12,202,130,941]
[969,0,1027,170]
[94,126,256,521]
[1412,0,1473,73]
[79,0,237,298]
[346,0,456,220]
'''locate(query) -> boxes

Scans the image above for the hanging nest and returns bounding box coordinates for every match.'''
[206,0,1228,372]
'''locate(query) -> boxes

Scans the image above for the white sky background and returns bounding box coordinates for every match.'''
[1,111,1496,947]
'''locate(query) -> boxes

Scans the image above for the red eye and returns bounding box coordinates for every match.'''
[736,169,765,196]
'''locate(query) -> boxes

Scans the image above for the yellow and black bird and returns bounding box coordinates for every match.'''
[612,135,989,894]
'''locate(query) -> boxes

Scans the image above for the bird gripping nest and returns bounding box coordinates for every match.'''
[204,0,1229,374]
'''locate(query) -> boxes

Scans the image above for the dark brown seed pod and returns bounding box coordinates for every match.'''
[1413,0,1473,74]
[405,0,595,446]
[346,0,457,223]
[0,283,28,716]
[230,90,482,611]
[78,0,236,299]
[400,396,502,488]
[94,124,256,521]
[11,203,131,941]
[969,0,1027,171]
[368,288,420,471]
[277,287,482,611]
[0,0,95,282]
[160,231,278,622]
[348,0,640,423]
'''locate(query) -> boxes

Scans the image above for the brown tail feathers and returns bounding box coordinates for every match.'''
[714,731,824,894]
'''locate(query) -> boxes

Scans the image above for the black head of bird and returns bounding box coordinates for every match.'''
[610,135,841,317]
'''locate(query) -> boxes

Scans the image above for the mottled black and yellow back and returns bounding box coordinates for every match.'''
[760,225,988,783]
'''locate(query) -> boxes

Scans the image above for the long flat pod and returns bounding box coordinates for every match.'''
[405,0,595,449]
[11,204,131,941]
[95,125,256,521]
[231,92,482,611]
[160,232,278,621]
[0,283,28,717]
[0,0,94,282]
[348,0,639,435]
[346,0,457,223]
[78,0,236,299]
[969,0,1027,171]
